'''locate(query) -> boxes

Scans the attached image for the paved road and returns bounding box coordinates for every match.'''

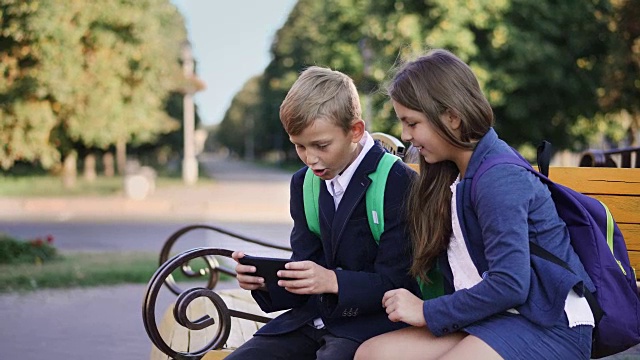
[0,282,240,360]
[0,220,292,255]
[0,155,295,360]
[0,153,296,224]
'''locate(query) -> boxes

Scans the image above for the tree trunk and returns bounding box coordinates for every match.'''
[630,113,639,147]
[103,152,115,177]
[62,152,77,189]
[83,153,97,182]
[116,139,126,176]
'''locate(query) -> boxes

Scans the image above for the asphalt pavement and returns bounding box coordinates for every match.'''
[0,154,295,360]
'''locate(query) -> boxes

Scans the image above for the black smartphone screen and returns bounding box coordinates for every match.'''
[238,255,291,283]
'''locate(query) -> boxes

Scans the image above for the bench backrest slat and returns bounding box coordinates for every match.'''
[549,167,640,195]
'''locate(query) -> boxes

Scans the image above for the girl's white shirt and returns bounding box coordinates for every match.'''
[447,176,594,327]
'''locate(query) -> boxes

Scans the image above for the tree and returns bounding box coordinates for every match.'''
[217,75,263,159]
[0,0,188,178]
[598,0,640,146]
[255,0,370,160]
[472,0,613,150]
[0,0,65,169]
[220,0,627,159]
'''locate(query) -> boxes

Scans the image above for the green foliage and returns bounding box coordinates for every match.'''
[0,250,232,292]
[217,75,263,157]
[0,233,57,264]
[473,0,614,150]
[597,0,640,145]
[0,251,156,292]
[217,0,635,159]
[0,0,188,170]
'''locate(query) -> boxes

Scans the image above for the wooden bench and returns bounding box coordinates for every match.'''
[143,136,640,360]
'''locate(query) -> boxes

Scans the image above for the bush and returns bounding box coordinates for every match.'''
[0,234,58,264]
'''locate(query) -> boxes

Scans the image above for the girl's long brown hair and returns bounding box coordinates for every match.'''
[388,49,494,282]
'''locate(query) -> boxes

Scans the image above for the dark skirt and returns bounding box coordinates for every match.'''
[464,312,592,359]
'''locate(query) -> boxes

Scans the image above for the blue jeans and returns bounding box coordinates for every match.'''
[225,324,360,360]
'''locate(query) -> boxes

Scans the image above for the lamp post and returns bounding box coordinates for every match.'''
[181,41,198,185]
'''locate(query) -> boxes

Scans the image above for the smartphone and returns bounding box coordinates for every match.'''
[238,255,292,283]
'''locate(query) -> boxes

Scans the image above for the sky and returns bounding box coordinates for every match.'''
[171,0,298,126]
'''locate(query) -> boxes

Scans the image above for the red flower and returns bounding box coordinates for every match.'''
[46,234,54,244]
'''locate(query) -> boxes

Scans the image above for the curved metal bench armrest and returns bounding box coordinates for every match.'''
[143,247,274,360]
[143,224,293,359]
[160,224,292,296]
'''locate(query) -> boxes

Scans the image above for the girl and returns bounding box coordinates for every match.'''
[355,49,594,359]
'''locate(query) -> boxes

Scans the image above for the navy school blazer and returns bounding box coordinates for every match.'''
[424,128,594,336]
[250,142,420,343]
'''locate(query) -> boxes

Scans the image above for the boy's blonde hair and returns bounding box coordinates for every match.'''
[280,66,361,135]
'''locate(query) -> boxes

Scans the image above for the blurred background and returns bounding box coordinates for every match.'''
[0,0,638,359]
[1,0,638,182]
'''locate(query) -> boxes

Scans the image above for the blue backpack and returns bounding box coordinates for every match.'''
[471,145,640,358]
[302,151,444,300]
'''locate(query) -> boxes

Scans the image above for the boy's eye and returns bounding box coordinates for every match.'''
[407,122,417,128]
[317,144,328,149]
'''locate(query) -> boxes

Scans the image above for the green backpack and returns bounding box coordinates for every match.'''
[302,152,443,300]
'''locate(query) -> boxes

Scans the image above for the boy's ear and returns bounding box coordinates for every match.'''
[350,119,365,142]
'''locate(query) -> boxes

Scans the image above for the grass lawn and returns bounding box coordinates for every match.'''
[0,175,126,197]
[0,251,229,293]
[0,174,216,197]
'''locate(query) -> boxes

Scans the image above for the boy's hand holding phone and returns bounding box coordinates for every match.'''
[232,251,338,295]
[277,261,338,295]
[232,251,267,291]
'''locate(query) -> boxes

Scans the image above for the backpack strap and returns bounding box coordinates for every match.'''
[303,167,322,238]
[536,140,552,177]
[365,152,399,243]
[419,265,445,300]
[529,241,604,323]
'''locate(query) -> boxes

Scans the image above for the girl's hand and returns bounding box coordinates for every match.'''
[232,251,266,291]
[382,288,426,327]
[276,260,338,295]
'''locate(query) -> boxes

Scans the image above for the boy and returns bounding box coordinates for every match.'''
[229,66,419,360]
